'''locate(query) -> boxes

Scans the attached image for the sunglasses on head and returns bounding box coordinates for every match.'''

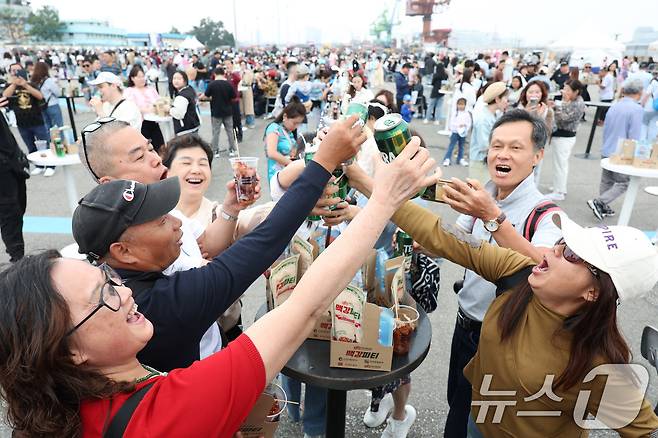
[81,117,116,181]
[555,238,599,278]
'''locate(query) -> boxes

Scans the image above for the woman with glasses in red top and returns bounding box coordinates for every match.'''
[0,138,435,437]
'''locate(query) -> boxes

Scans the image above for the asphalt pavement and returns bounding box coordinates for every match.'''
[1,89,656,438]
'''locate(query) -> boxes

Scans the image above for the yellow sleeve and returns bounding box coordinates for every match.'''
[392,201,534,284]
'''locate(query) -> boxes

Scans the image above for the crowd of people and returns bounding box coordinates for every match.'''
[1,44,658,438]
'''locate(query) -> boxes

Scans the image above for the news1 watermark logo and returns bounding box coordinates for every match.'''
[472,364,650,429]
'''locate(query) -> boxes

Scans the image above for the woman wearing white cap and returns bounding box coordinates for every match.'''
[349,169,658,436]
[404,208,658,436]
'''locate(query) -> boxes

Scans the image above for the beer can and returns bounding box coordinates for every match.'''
[328,168,349,211]
[374,113,426,198]
[395,230,413,272]
[59,126,74,147]
[345,101,368,125]
[373,113,411,164]
[54,137,66,157]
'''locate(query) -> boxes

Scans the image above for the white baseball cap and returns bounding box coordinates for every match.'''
[552,212,658,302]
[89,72,122,86]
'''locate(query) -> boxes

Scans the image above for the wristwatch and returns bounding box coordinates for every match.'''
[220,209,238,222]
[483,211,507,233]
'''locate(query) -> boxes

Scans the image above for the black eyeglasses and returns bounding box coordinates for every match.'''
[83,64,91,68]
[81,117,116,181]
[66,263,123,336]
[555,238,599,278]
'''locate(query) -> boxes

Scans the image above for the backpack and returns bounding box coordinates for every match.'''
[521,200,561,242]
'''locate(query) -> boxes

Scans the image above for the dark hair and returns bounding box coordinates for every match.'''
[518,80,549,107]
[295,132,315,158]
[510,75,523,90]
[498,272,629,390]
[347,73,367,98]
[456,97,467,106]
[172,70,188,87]
[367,99,387,121]
[374,89,397,112]
[459,68,473,92]
[30,61,50,86]
[162,133,214,168]
[401,62,412,70]
[127,64,144,87]
[564,79,584,95]
[273,100,307,125]
[489,108,548,151]
[0,251,134,436]
[215,66,225,76]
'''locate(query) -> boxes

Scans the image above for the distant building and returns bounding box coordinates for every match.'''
[626,27,658,57]
[0,0,30,43]
[60,20,129,47]
[448,29,522,51]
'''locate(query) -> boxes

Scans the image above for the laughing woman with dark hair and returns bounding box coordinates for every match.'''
[348,170,658,437]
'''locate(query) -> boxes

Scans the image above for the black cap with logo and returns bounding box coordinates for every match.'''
[72,178,180,260]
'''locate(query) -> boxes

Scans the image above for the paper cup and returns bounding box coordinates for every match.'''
[229,157,258,202]
[390,305,419,356]
[264,381,287,421]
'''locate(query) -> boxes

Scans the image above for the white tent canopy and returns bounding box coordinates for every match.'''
[179,36,204,50]
[548,32,625,68]
[548,33,625,52]
[648,40,658,52]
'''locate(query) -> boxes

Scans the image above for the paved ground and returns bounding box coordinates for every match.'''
[1,85,657,437]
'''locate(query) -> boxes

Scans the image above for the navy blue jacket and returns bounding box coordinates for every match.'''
[395,71,410,101]
[116,161,331,371]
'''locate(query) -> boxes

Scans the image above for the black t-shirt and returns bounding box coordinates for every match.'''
[205,79,236,118]
[193,61,208,81]
[551,71,570,89]
[10,87,44,128]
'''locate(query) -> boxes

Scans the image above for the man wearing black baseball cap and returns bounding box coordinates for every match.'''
[72,117,367,372]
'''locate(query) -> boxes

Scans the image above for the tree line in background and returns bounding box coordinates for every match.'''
[0,4,234,48]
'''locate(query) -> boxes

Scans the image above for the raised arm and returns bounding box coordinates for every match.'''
[347,164,534,283]
[246,138,437,381]
[442,178,553,263]
[171,116,367,332]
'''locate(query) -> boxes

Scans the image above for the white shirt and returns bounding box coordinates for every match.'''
[165,210,224,358]
[101,98,142,131]
[600,73,615,100]
[643,79,658,112]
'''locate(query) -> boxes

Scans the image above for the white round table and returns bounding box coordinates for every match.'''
[144,113,175,143]
[600,158,658,226]
[27,150,81,214]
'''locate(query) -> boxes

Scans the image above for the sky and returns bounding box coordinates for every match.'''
[30,0,658,47]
